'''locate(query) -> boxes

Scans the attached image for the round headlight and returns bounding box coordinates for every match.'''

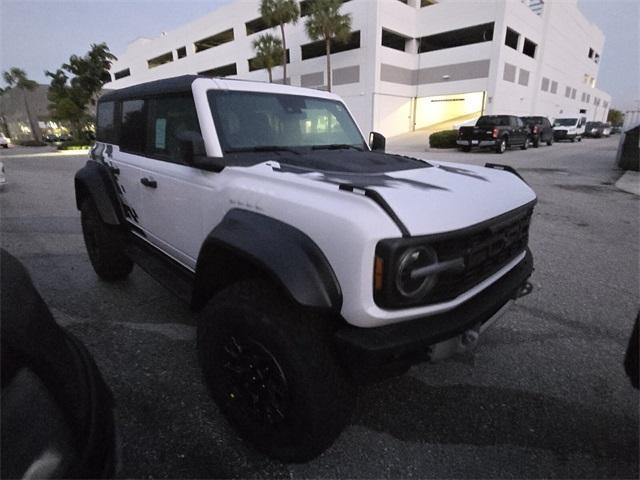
[395,246,438,299]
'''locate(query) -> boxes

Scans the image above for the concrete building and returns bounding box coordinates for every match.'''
[105,0,611,138]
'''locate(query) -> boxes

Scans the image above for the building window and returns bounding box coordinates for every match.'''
[503,63,516,83]
[541,77,549,91]
[421,0,436,6]
[565,86,571,98]
[198,63,238,77]
[418,22,494,53]
[571,88,577,99]
[147,52,173,69]
[120,100,146,153]
[523,38,537,58]
[248,50,290,72]
[381,29,408,52]
[518,68,529,86]
[588,48,594,59]
[301,31,360,60]
[194,28,234,53]
[585,94,591,103]
[594,53,600,63]
[177,46,187,59]
[114,68,131,80]
[550,80,558,94]
[505,27,519,50]
[397,0,408,3]
[245,17,269,35]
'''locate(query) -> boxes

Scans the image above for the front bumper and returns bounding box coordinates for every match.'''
[334,249,533,382]
[456,139,497,148]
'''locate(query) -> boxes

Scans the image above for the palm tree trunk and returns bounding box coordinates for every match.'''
[325,38,332,92]
[22,89,41,142]
[280,23,287,85]
[268,68,273,83]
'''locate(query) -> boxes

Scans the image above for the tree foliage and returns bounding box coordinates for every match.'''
[259,0,299,84]
[304,0,352,92]
[607,108,624,126]
[46,43,116,139]
[252,34,284,83]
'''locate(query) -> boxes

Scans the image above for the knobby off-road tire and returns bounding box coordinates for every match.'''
[80,198,133,281]
[197,279,355,463]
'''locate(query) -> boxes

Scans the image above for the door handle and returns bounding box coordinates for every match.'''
[140,177,157,188]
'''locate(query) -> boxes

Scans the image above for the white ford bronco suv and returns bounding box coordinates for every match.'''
[76,75,536,462]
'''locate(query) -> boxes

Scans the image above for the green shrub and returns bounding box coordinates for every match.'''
[16,140,47,147]
[428,130,459,149]
[58,140,92,150]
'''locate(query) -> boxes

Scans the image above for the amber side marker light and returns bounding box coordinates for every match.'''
[374,256,384,291]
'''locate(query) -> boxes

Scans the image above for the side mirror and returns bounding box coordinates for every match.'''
[177,132,224,172]
[369,131,386,152]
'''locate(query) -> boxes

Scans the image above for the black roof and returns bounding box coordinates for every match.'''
[99,75,200,103]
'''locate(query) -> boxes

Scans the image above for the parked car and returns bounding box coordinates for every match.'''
[76,75,536,462]
[553,117,586,142]
[1,249,117,478]
[601,122,612,137]
[585,121,605,138]
[0,133,9,148]
[457,115,531,153]
[610,124,623,134]
[520,116,554,147]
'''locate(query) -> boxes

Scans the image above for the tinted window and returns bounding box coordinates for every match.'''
[477,116,509,127]
[505,27,519,50]
[120,100,146,153]
[96,102,116,143]
[418,23,494,53]
[148,95,201,163]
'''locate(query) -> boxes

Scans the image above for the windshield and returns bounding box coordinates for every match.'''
[208,90,366,153]
[554,118,577,126]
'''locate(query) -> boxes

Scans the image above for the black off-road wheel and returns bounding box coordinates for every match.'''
[197,280,354,463]
[80,198,133,281]
[495,137,507,154]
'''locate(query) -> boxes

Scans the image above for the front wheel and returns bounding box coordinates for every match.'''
[495,138,507,154]
[577,136,582,142]
[80,198,133,281]
[197,280,354,463]
[546,137,553,146]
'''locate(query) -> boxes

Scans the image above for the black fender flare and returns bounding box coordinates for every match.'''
[74,160,124,226]
[192,209,342,312]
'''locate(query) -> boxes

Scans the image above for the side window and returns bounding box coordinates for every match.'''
[120,100,146,153]
[148,95,201,163]
[96,102,116,143]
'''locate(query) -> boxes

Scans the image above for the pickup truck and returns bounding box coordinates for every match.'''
[457,115,530,153]
[521,116,554,147]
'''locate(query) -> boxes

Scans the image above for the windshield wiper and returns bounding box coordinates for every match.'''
[226,145,300,155]
[311,144,364,151]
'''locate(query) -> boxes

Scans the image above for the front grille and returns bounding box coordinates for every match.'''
[427,206,533,304]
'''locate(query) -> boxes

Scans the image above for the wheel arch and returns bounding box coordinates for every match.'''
[192,209,342,313]
[74,160,124,226]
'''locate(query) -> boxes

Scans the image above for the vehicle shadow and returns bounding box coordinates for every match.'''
[354,375,638,464]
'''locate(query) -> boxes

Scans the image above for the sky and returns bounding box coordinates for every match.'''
[1,0,638,110]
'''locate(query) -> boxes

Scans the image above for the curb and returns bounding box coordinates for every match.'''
[615,171,640,196]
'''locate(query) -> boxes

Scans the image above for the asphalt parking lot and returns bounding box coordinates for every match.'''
[1,137,638,478]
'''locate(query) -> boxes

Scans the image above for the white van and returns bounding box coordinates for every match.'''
[553,117,586,142]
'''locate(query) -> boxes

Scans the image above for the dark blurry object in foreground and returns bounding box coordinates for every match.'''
[624,313,639,389]
[1,249,117,478]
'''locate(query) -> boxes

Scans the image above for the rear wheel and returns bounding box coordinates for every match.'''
[546,137,553,146]
[495,138,507,154]
[461,146,471,152]
[80,198,133,281]
[521,137,530,150]
[197,280,354,463]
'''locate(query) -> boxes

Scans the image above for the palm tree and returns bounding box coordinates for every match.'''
[260,0,299,84]
[252,34,285,83]
[304,0,352,92]
[2,67,41,141]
